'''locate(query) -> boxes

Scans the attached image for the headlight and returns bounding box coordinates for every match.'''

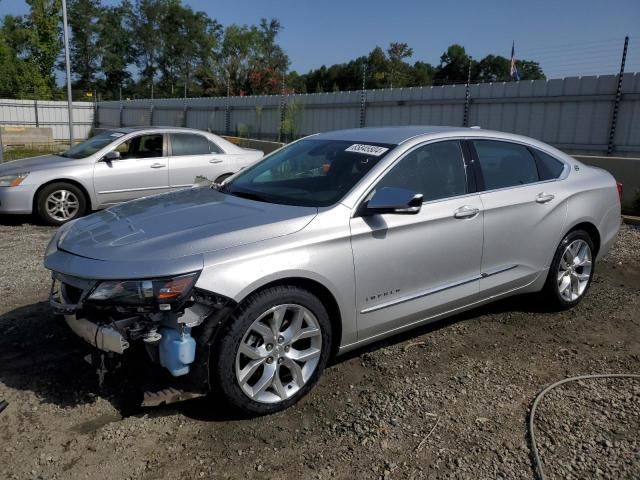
[0,172,29,187]
[87,272,199,308]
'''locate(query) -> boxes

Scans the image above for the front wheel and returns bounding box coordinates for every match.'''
[212,286,332,416]
[36,182,87,225]
[542,229,595,310]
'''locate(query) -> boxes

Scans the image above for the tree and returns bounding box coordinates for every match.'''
[157,2,221,96]
[433,44,474,85]
[68,0,102,91]
[20,0,61,91]
[98,1,135,98]
[476,54,510,83]
[0,21,51,97]
[517,60,545,80]
[134,0,167,96]
[387,42,413,88]
[219,24,256,95]
[247,18,290,95]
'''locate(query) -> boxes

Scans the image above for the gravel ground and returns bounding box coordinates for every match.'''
[0,218,639,480]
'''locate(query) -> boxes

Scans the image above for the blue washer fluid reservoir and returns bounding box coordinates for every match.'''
[159,327,196,376]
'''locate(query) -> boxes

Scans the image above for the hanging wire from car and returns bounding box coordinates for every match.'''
[528,373,640,480]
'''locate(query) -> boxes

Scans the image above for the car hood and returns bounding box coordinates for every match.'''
[0,154,85,175]
[58,187,317,262]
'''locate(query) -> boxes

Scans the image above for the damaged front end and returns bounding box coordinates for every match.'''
[49,271,235,406]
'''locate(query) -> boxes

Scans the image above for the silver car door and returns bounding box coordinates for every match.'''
[93,133,169,206]
[469,139,569,297]
[350,140,483,341]
[168,133,227,188]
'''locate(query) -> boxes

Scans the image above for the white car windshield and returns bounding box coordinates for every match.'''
[60,130,126,159]
[223,139,396,207]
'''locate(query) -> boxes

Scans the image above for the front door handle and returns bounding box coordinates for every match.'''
[209,159,223,164]
[454,205,480,219]
[150,163,166,169]
[536,192,555,204]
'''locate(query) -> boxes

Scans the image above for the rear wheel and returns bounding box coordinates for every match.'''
[212,286,332,416]
[214,173,233,184]
[542,230,595,310]
[36,182,87,225]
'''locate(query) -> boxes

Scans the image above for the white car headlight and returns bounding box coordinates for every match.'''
[0,172,29,187]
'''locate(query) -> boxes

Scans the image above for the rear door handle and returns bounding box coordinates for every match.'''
[150,163,166,169]
[454,205,480,219]
[209,159,223,164]
[536,192,555,204]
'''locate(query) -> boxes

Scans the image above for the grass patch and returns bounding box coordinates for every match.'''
[2,145,64,162]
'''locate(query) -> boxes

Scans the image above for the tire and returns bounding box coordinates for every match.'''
[541,229,595,310]
[212,285,332,416]
[214,173,233,184]
[36,182,87,226]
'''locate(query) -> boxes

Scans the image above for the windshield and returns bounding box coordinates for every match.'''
[223,139,396,207]
[60,130,125,159]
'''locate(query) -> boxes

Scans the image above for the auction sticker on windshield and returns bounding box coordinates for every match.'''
[345,144,389,156]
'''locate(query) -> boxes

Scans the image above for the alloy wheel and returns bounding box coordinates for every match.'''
[235,304,322,404]
[556,239,592,302]
[45,189,80,221]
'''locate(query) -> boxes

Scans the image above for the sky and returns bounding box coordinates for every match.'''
[1,0,639,78]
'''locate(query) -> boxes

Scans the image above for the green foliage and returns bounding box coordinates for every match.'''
[67,0,102,91]
[280,100,303,142]
[237,123,250,138]
[0,0,547,101]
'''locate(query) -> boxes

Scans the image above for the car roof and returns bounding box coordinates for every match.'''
[312,126,473,144]
[109,126,205,134]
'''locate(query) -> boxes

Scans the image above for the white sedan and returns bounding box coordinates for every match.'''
[0,127,263,225]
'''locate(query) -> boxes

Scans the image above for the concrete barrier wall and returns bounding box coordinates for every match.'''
[97,73,640,155]
[575,155,640,213]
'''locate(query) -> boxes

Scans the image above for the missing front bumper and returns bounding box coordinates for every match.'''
[64,314,131,354]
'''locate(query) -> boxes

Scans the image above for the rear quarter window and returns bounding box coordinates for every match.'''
[533,149,565,180]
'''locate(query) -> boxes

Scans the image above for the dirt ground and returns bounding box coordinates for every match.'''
[0,218,638,480]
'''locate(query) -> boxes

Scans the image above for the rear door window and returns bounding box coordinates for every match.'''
[473,140,539,190]
[170,133,211,156]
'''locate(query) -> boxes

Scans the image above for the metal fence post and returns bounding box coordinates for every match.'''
[607,36,629,156]
[33,88,40,128]
[279,71,286,142]
[149,102,155,126]
[183,103,189,128]
[463,57,472,127]
[360,64,367,128]
[0,124,4,163]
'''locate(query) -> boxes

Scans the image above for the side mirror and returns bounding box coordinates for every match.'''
[102,150,121,162]
[364,187,423,215]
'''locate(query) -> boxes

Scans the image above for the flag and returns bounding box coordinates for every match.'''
[510,41,520,81]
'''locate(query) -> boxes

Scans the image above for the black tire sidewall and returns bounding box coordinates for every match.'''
[37,182,87,226]
[214,173,233,184]
[212,286,332,416]
[544,229,596,309]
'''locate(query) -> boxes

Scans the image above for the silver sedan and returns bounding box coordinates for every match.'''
[0,127,263,225]
[44,126,620,415]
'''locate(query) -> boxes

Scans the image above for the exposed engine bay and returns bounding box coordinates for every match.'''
[49,272,235,405]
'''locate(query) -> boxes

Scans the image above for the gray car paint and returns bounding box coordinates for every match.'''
[0,127,262,215]
[44,126,621,353]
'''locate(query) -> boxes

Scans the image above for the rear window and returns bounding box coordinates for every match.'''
[473,140,539,190]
